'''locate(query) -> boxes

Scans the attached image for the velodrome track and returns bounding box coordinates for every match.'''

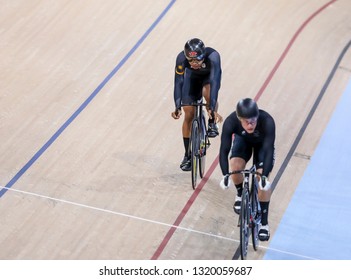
[1,0,351,260]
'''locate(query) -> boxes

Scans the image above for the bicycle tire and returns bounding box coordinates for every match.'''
[251,177,260,250]
[240,188,250,260]
[190,119,199,189]
[199,114,207,178]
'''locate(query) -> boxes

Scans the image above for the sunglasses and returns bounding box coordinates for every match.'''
[186,53,205,63]
[239,117,258,125]
[187,58,204,63]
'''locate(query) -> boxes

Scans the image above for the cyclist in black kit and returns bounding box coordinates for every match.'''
[171,38,223,171]
[219,98,275,241]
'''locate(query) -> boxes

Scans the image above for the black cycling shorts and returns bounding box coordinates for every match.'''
[230,135,275,173]
[181,68,210,105]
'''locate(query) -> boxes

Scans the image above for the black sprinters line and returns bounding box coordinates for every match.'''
[272,39,351,189]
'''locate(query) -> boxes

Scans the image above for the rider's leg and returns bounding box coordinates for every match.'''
[182,106,195,156]
[202,84,219,137]
[229,137,252,214]
[202,83,219,117]
[255,147,274,240]
[230,157,246,195]
[257,169,272,227]
[255,141,274,226]
[230,157,246,214]
[179,70,202,170]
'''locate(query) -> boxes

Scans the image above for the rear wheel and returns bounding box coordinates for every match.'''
[190,119,199,189]
[240,188,250,260]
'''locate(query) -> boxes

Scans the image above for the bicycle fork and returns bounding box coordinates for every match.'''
[236,175,261,228]
[199,113,209,157]
[237,175,250,228]
[251,185,261,228]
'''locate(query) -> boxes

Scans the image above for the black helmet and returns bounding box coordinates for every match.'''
[236,98,259,119]
[184,38,205,60]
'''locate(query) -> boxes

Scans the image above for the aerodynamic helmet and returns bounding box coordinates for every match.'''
[184,38,205,61]
[236,98,259,119]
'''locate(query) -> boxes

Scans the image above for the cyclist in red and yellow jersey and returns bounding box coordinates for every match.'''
[171,38,223,171]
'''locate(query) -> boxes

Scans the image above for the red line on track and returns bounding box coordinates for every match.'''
[151,0,337,260]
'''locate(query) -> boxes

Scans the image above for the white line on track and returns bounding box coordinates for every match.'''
[0,185,317,260]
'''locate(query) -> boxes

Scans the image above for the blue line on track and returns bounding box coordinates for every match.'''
[0,0,176,198]
[263,38,351,258]
[264,78,351,260]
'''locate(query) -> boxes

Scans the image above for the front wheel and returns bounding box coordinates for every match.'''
[240,189,250,260]
[251,218,260,251]
[251,179,261,250]
[190,119,200,189]
[199,114,207,178]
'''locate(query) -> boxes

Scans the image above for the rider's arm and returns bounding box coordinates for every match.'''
[208,50,222,112]
[173,52,185,110]
[219,113,237,175]
[261,116,276,177]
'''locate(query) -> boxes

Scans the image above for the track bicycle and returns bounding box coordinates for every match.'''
[226,165,262,260]
[182,99,211,189]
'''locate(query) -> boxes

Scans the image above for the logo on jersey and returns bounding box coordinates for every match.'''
[175,65,184,75]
